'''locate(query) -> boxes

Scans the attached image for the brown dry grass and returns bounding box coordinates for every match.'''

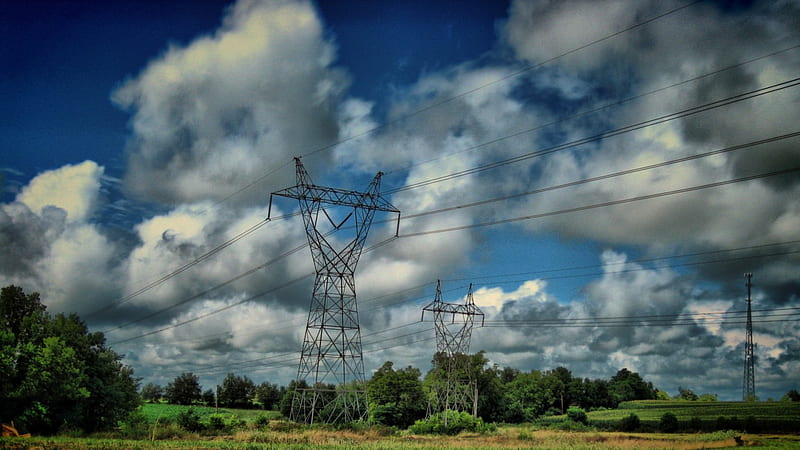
[222,427,755,448]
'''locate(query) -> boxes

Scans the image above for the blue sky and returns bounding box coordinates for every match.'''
[2,0,799,401]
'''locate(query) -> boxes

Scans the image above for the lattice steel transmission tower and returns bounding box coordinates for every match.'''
[743,272,756,401]
[421,280,484,417]
[269,157,400,424]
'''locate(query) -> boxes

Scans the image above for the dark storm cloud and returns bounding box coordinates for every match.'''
[0,203,66,277]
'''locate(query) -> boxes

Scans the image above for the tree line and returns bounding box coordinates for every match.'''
[144,352,662,428]
[140,372,283,410]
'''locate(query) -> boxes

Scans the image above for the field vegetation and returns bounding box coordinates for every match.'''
[540,400,800,433]
[5,402,800,449]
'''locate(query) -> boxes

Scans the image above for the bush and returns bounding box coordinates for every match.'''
[119,409,150,439]
[208,414,226,431]
[566,407,588,425]
[254,414,271,427]
[619,413,640,432]
[688,416,704,432]
[743,415,760,433]
[715,416,742,432]
[177,407,204,432]
[551,419,593,432]
[659,412,678,433]
[408,410,495,435]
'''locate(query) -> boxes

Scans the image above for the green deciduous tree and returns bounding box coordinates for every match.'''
[0,285,140,434]
[676,386,699,401]
[698,393,718,402]
[141,383,164,402]
[608,368,657,406]
[166,372,202,405]
[659,412,679,432]
[781,389,800,402]
[254,382,282,410]
[218,373,256,409]
[367,361,426,427]
[502,370,552,422]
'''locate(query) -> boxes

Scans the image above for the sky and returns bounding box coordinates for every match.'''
[2,0,799,402]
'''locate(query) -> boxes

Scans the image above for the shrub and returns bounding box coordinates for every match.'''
[408,410,495,435]
[659,412,678,433]
[619,413,640,432]
[688,416,704,432]
[715,416,742,432]
[743,415,760,433]
[208,414,226,431]
[566,407,588,425]
[119,409,150,439]
[177,407,204,432]
[254,414,271,427]
[552,419,593,432]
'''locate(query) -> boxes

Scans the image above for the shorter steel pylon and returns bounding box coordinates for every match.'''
[421,281,484,417]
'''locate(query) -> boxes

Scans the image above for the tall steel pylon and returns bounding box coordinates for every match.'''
[421,280,484,417]
[743,272,756,401]
[269,157,400,424]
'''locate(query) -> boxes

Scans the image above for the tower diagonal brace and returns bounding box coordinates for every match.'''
[269,158,400,424]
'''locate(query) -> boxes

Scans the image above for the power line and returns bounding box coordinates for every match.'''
[131,237,796,365]
[396,131,800,221]
[106,162,799,343]
[107,271,314,345]
[92,96,800,322]
[457,248,800,287]
[102,238,310,334]
[399,166,800,238]
[193,0,703,210]
[487,307,800,325]
[106,236,399,344]
[387,77,800,194]
[85,217,291,319]
[90,50,800,320]
[300,0,702,163]
[162,306,800,377]
[445,240,800,284]
[386,43,800,177]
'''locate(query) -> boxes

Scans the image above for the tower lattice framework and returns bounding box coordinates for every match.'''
[743,272,756,401]
[269,158,399,424]
[421,280,484,416]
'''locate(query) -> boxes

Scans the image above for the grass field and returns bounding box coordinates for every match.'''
[5,429,799,449]
[591,400,800,421]
[564,400,800,432]
[139,402,281,424]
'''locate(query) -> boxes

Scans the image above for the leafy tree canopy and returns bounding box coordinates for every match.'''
[165,372,202,405]
[781,389,800,402]
[367,361,426,428]
[141,383,164,403]
[0,285,140,434]
[218,372,256,409]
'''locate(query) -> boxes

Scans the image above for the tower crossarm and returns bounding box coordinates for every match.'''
[269,158,400,214]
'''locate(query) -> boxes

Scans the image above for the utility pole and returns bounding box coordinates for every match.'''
[422,281,484,422]
[743,272,756,401]
[269,157,400,424]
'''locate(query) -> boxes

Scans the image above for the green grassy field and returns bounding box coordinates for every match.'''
[139,402,281,424]
[581,400,800,432]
